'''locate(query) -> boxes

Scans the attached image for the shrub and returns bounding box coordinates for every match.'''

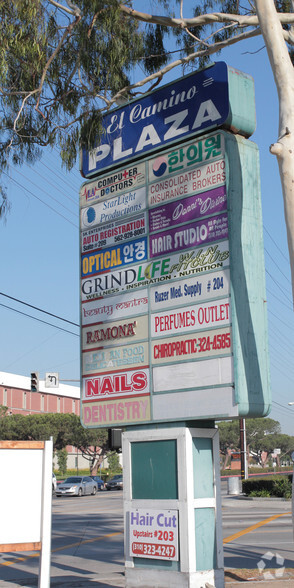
[56,448,67,476]
[272,477,292,499]
[242,476,292,498]
[249,489,271,497]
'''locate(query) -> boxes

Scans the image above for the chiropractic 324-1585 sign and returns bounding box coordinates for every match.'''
[79,63,270,428]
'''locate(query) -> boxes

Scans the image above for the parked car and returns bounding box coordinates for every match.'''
[105,475,123,491]
[55,476,98,497]
[90,476,105,490]
[52,473,57,492]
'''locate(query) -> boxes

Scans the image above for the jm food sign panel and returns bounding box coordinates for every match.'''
[79,64,270,428]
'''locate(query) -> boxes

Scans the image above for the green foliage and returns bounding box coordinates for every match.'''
[242,475,292,498]
[218,420,240,453]
[144,25,170,74]
[217,417,292,467]
[56,448,68,476]
[0,405,9,418]
[0,411,111,474]
[0,411,108,461]
[249,488,271,497]
[0,1,294,215]
[107,451,121,473]
[0,0,146,210]
[0,411,78,448]
[273,476,292,499]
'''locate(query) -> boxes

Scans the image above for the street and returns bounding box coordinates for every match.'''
[0,490,293,587]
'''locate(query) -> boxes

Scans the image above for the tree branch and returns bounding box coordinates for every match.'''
[47,0,78,16]
[109,26,261,107]
[120,5,294,29]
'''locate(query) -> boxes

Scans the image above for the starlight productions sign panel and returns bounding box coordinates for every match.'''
[80,64,270,428]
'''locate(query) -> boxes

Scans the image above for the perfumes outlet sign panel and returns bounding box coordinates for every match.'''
[79,65,271,428]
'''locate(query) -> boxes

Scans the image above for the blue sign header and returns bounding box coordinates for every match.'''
[81,62,230,178]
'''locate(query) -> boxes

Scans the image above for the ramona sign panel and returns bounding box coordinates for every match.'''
[79,63,271,428]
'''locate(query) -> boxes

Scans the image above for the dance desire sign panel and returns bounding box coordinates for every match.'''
[79,66,270,428]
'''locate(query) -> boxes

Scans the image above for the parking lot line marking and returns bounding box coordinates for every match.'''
[223,512,291,544]
[0,531,123,567]
[1,512,291,567]
[51,531,123,552]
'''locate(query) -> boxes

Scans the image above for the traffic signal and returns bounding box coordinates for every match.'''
[108,428,122,451]
[30,372,39,392]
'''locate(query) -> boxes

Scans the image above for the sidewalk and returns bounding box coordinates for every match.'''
[1,570,294,587]
[225,568,294,586]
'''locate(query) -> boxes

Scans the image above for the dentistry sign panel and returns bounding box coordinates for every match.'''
[79,62,271,428]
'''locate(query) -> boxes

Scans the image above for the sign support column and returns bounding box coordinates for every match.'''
[123,424,224,588]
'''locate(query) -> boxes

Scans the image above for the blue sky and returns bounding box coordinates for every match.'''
[1,10,294,435]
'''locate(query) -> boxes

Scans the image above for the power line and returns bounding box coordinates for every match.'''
[1,169,78,228]
[272,400,294,414]
[263,225,290,264]
[23,160,79,208]
[266,269,293,303]
[0,302,79,337]
[268,309,294,331]
[266,286,293,311]
[0,292,79,327]
[13,166,78,219]
[265,247,291,284]
[38,156,81,194]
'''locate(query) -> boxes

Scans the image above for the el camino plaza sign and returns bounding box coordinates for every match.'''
[79,62,271,428]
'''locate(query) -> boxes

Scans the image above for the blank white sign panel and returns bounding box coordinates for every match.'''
[0,449,43,544]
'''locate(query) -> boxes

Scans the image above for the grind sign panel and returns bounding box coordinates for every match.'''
[79,63,271,428]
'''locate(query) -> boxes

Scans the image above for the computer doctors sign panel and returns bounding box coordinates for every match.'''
[80,64,270,428]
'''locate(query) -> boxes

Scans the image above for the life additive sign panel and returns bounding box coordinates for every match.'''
[80,65,271,428]
[81,240,230,301]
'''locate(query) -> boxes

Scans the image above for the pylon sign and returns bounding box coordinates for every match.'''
[79,62,271,428]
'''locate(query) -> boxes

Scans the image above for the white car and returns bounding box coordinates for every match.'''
[52,473,57,492]
[55,476,98,497]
